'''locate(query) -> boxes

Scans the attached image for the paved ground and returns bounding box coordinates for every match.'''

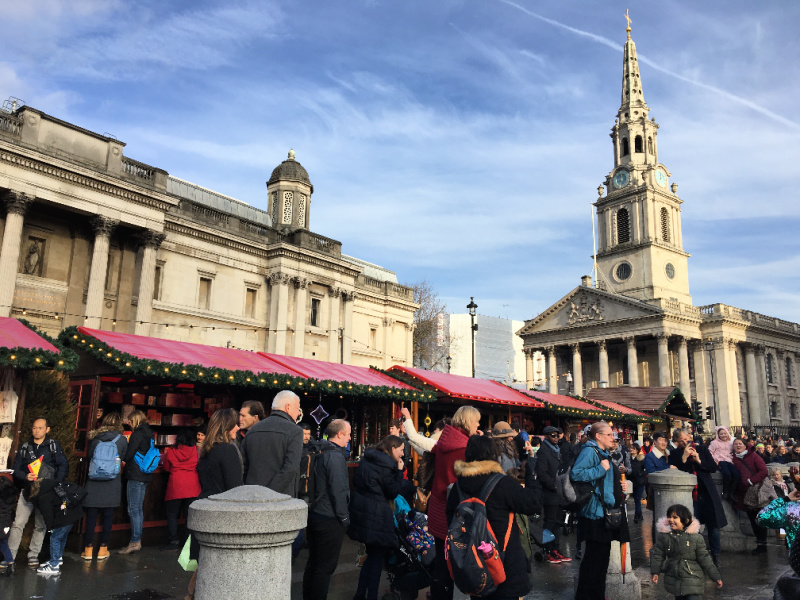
[1,498,791,600]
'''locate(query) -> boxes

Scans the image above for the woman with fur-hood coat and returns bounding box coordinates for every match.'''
[650,515,722,597]
[445,436,542,599]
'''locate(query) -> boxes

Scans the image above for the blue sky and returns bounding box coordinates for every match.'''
[2,1,799,322]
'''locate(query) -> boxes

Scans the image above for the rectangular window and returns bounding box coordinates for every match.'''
[198,277,212,309]
[310,298,320,327]
[153,266,162,301]
[369,327,377,350]
[245,288,257,318]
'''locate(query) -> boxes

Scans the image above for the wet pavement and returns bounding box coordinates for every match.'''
[0,497,791,600]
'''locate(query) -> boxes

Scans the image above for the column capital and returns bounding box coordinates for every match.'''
[543,345,555,355]
[341,290,357,302]
[267,271,291,286]
[328,286,341,298]
[90,215,119,238]
[624,336,637,348]
[597,339,607,351]
[383,317,395,327]
[676,335,689,347]
[293,277,308,290]
[656,332,670,342]
[3,190,34,216]
[139,229,166,250]
[569,342,581,354]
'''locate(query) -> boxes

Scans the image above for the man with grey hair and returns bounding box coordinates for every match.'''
[241,390,303,496]
[302,419,351,600]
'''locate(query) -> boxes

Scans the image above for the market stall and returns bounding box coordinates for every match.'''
[519,390,615,437]
[585,386,685,438]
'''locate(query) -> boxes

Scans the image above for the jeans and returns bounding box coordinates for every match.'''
[575,538,611,600]
[84,506,115,547]
[8,492,46,560]
[718,461,740,494]
[748,509,768,544]
[633,485,645,518]
[542,502,561,552]
[0,538,12,563]
[355,545,388,600]
[126,480,147,543]
[48,524,73,567]
[302,514,346,600]
[706,525,721,556]
[165,497,195,542]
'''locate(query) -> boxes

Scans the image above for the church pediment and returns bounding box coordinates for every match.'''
[517,286,663,336]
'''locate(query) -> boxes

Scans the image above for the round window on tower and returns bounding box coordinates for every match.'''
[616,262,632,281]
[665,263,676,280]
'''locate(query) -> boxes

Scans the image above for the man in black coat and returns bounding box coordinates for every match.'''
[302,419,351,600]
[668,428,727,564]
[242,390,303,497]
[535,426,570,564]
[9,417,68,567]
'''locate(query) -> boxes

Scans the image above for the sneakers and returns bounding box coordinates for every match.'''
[162,540,181,551]
[552,550,572,563]
[82,546,94,561]
[36,563,60,576]
[546,550,562,564]
[118,541,142,555]
[752,544,767,555]
[27,558,39,569]
[97,545,110,561]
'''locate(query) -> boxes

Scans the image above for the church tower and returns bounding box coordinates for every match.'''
[594,17,692,305]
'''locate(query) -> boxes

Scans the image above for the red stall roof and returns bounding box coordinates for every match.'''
[0,317,60,353]
[522,390,606,412]
[585,397,650,418]
[260,353,417,391]
[77,327,301,377]
[387,366,543,407]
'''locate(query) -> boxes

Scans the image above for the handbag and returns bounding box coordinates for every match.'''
[178,536,197,572]
[413,487,430,513]
[602,504,624,530]
[415,451,435,492]
[744,478,777,510]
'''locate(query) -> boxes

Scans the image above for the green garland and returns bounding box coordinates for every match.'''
[59,327,435,403]
[579,396,657,424]
[538,399,620,420]
[0,319,79,371]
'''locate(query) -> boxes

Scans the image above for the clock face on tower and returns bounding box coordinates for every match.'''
[655,167,667,188]
[613,169,630,190]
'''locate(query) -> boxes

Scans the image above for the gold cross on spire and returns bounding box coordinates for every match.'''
[625,9,632,38]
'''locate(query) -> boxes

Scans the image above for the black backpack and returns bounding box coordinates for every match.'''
[298,440,338,506]
[555,446,604,512]
[53,482,87,512]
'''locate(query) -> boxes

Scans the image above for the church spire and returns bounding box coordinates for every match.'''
[618,10,649,122]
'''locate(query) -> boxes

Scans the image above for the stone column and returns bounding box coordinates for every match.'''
[625,336,639,387]
[134,230,166,336]
[710,471,748,551]
[342,291,355,364]
[0,191,34,317]
[292,278,308,357]
[85,216,119,328]
[405,322,414,366]
[648,469,696,524]
[744,344,762,426]
[268,272,290,355]
[598,340,609,385]
[713,339,742,426]
[382,317,394,369]
[525,349,534,389]
[546,346,558,394]
[188,485,307,600]
[657,333,671,386]
[755,345,770,423]
[327,287,341,362]
[677,337,691,395]
[571,344,583,396]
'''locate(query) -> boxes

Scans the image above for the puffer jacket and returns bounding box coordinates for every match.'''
[83,428,128,508]
[124,423,156,483]
[630,452,647,489]
[162,444,201,501]
[707,426,734,464]
[446,460,542,598]
[427,425,469,539]
[348,449,414,549]
[535,439,562,505]
[732,447,768,512]
[650,517,721,596]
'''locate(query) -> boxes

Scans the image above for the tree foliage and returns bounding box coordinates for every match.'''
[408,280,450,371]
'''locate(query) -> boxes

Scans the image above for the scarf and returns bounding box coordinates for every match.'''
[735,450,748,459]
[544,439,561,456]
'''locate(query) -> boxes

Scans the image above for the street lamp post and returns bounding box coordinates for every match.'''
[467,297,478,378]
[704,339,718,425]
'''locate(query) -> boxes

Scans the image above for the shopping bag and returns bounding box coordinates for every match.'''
[178,536,197,572]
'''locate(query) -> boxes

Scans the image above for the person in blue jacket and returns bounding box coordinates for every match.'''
[571,421,629,600]
[643,432,674,475]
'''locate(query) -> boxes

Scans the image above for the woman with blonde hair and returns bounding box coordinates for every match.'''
[428,405,481,600]
[82,412,128,561]
[119,410,154,555]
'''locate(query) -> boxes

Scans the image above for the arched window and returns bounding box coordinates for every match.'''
[787,356,794,387]
[616,208,630,244]
[660,207,670,243]
[766,353,774,384]
[635,135,643,153]
[621,138,629,156]
[647,136,653,154]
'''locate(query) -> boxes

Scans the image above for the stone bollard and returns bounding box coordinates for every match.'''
[648,469,696,523]
[710,471,748,550]
[188,485,307,600]
[606,540,640,600]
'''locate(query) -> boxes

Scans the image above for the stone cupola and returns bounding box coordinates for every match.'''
[267,150,313,230]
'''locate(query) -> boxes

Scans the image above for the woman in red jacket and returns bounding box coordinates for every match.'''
[428,405,481,600]
[161,429,201,550]
[732,437,769,554]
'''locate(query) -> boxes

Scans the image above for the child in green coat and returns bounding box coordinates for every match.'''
[651,504,723,600]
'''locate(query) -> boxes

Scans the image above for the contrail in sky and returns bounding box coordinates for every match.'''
[500,0,800,130]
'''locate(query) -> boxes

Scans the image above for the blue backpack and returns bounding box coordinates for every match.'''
[134,439,161,474]
[88,434,121,481]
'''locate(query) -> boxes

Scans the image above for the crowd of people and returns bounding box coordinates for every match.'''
[2,394,799,600]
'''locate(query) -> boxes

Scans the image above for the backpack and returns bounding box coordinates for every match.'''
[134,439,161,474]
[445,473,510,598]
[53,481,87,512]
[556,446,603,512]
[88,434,121,481]
[297,440,337,505]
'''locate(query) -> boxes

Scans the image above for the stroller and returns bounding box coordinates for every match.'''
[527,511,555,563]
[381,496,437,600]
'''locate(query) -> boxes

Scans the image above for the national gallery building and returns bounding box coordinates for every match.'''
[519,27,800,432]
[0,102,417,368]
